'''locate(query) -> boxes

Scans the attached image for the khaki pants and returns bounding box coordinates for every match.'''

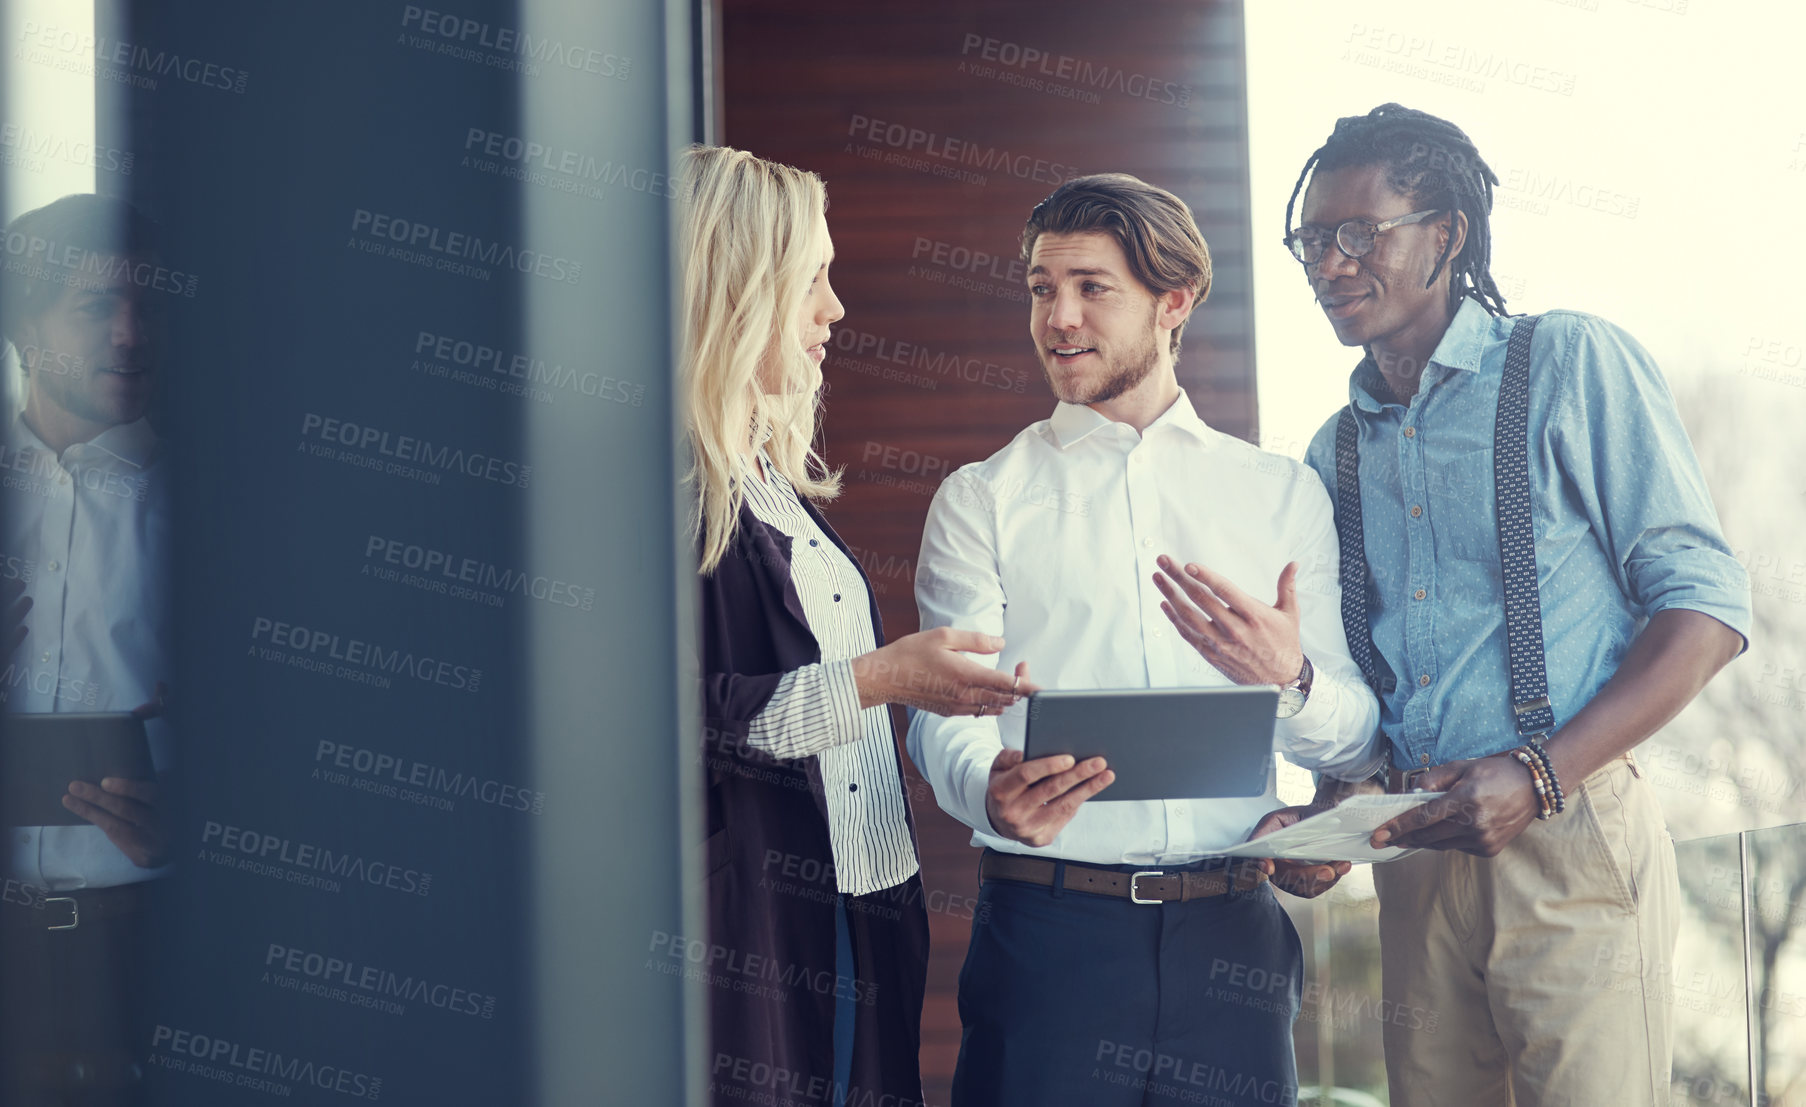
[1373,758,1679,1107]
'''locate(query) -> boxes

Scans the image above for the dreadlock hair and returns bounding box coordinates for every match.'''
[1283,103,1507,317]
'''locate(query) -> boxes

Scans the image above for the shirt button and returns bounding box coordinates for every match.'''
[1421,753,1431,766]
[1414,588,1426,600]
[1141,538,1154,548]
[848,783,858,792]
[809,539,818,547]
[1410,505,1422,518]
[47,561,60,572]
[832,594,841,602]
[40,651,50,663]
[1153,628,1164,638]
[1419,674,1431,687]
[1403,427,1416,438]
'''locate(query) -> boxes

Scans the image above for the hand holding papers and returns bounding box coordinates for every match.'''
[1216,793,1448,864]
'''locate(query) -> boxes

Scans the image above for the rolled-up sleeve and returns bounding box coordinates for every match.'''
[1549,315,1752,650]
[741,659,871,759]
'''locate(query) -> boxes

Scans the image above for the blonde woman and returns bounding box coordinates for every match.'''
[682,146,1031,1106]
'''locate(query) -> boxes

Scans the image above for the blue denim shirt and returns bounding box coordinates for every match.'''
[1303,299,1751,770]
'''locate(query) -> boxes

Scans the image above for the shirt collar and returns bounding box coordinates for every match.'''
[1348,296,1494,413]
[1047,389,1216,450]
[10,416,160,469]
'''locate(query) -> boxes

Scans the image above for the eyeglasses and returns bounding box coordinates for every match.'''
[1283,209,1442,265]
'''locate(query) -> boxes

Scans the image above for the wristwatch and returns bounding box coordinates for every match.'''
[1275,654,1314,719]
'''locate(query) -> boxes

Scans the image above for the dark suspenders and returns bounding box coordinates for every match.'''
[1332,314,1555,745]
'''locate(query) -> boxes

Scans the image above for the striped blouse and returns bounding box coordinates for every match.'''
[740,454,918,897]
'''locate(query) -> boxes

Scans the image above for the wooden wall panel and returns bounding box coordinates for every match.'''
[721,3,1255,1098]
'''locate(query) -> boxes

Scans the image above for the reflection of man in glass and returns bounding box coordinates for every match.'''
[1,193,171,1105]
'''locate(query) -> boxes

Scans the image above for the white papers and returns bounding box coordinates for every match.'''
[1211,793,1447,864]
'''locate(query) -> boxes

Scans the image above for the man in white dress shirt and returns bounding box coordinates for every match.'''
[1,193,171,1104]
[908,174,1383,1106]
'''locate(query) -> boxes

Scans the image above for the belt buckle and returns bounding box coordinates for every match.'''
[1128,870,1165,905]
[45,896,78,931]
[1401,768,1431,793]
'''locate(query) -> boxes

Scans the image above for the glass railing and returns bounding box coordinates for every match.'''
[1745,824,1806,1106]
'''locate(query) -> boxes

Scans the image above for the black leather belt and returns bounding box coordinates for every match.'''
[979,850,1267,904]
[1,881,148,931]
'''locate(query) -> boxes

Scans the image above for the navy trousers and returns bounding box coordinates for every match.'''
[952,854,1303,1107]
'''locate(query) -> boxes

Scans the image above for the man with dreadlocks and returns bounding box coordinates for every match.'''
[1289,104,1750,1104]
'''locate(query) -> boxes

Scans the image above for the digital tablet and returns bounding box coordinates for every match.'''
[2,712,155,827]
[1022,687,1277,802]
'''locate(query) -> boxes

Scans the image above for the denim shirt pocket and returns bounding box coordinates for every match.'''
[1432,448,1500,564]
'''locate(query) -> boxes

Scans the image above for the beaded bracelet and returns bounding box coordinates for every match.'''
[1509,747,1555,820]
[1526,738,1566,816]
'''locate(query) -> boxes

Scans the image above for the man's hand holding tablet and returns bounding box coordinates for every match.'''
[984,749,1115,848]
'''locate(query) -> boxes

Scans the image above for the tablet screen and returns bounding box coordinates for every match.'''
[2,712,156,827]
[1023,687,1277,802]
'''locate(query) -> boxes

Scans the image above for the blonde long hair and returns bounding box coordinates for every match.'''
[680,145,841,574]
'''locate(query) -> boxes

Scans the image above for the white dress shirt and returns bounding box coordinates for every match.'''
[907,393,1383,865]
[738,454,919,897]
[4,416,170,891]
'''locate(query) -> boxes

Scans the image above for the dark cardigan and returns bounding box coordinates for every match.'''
[698,495,929,1106]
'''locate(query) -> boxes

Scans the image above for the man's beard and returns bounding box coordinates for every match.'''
[1041,310,1161,406]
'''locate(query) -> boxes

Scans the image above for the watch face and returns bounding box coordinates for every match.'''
[1275,687,1306,719]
